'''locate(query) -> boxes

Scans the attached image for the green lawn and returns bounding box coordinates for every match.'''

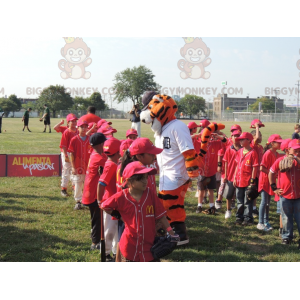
[0,118,299,262]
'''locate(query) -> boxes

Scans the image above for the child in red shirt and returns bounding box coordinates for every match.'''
[126,128,138,140]
[222,130,241,219]
[97,137,121,261]
[215,148,225,209]
[53,119,68,134]
[257,134,283,231]
[101,161,177,262]
[59,114,78,197]
[233,132,259,225]
[82,133,107,250]
[269,139,300,246]
[68,119,91,209]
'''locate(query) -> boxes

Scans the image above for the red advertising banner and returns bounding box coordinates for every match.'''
[0,155,6,177]
[7,154,61,177]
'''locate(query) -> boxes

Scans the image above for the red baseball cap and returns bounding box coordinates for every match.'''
[103,137,121,155]
[98,125,117,135]
[77,119,89,127]
[126,128,138,137]
[120,139,133,157]
[280,139,292,151]
[231,124,242,132]
[250,119,265,128]
[187,122,201,129]
[66,113,78,122]
[235,132,253,141]
[122,161,157,181]
[88,122,96,130]
[97,119,112,128]
[200,119,210,128]
[129,138,163,156]
[288,139,300,150]
[231,130,241,136]
[268,134,283,144]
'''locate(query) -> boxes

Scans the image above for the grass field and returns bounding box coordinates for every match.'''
[0,118,299,262]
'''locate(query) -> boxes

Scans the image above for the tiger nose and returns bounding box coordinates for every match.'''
[142,119,146,123]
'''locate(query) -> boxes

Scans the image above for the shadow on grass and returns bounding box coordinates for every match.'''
[0,193,61,202]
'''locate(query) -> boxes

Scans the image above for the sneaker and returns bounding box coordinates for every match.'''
[195,191,199,198]
[225,210,232,219]
[74,202,83,210]
[279,228,283,237]
[264,222,273,231]
[242,220,254,226]
[106,254,115,262]
[282,239,291,245]
[28,129,31,132]
[49,129,51,133]
[257,223,268,231]
[195,206,202,213]
[215,200,222,210]
[171,222,189,246]
[43,129,46,133]
[235,219,243,225]
[253,208,259,217]
[90,243,100,250]
[203,206,216,215]
[61,189,68,197]
[22,128,24,131]
[231,200,236,209]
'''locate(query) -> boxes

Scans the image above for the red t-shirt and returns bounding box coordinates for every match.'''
[223,145,240,182]
[272,155,285,202]
[55,126,68,134]
[99,160,118,201]
[82,151,107,205]
[192,137,201,155]
[60,128,78,150]
[258,150,280,195]
[199,140,224,177]
[68,135,91,174]
[270,157,300,199]
[234,148,259,188]
[251,139,264,178]
[101,188,166,262]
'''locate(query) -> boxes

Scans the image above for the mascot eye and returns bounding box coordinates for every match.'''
[78,50,83,55]
[69,50,73,55]
[149,105,153,109]
[198,50,202,56]
[188,50,193,56]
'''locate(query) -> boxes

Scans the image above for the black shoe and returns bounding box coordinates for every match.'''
[195,206,202,213]
[171,222,189,246]
[282,239,291,245]
[279,228,283,237]
[203,206,216,215]
[242,220,254,226]
[253,208,259,217]
[235,219,243,225]
[90,243,100,250]
[61,189,68,197]
[22,128,24,131]
[49,129,51,133]
[106,254,115,262]
[28,129,31,132]
[43,129,46,133]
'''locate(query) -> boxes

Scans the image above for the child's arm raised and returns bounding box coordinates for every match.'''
[53,119,64,131]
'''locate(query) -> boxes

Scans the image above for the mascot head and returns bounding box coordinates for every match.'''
[140,92,178,135]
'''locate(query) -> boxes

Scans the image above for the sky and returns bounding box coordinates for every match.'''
[1,37,300,111]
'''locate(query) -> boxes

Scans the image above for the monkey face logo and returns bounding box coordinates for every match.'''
[58,37,92,80]
[178,37,211,80]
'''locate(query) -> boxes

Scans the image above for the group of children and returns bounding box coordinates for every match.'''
[54,112,300,261]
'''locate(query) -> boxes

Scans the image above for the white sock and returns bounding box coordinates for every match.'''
[198,203,202,207]
[253,206,256,210]
[210,203,214,208]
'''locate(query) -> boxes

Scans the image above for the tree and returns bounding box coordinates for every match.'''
[89,92,106,111]
[249,97,275,112]
[112,65,161,105]
[72,96,89,110]
[0,94,22,117]
[179,95,206,119]
[36,85,73,117]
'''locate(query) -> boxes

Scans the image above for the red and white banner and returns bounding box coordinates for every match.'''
[0,155,6,177]
[6,154,61,177]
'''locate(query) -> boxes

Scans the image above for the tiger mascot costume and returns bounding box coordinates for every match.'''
[141,92,225,245]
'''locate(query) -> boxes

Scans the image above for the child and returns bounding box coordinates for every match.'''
[250,119,265,217]
[68,119,91,209]
[97,119,112,128]
[199,119,210,132]
[59,114,78,197]
[22,108,32,132]
[269,139,300,247]
[97,137,121,261]
[86,122,98,136]
[196,132,227,215]
[101,161,176,262]
[53,119,68,134]
[292,124,300,140]
[82,133,107,250]
[98,124,117,138]
[126,128,138,140]
[233,132,259,225]
[257,134,283,231]
[222,130,241,218]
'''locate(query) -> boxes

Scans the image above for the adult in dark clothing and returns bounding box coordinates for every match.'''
[22,108,32,132]
[129,103,141,137]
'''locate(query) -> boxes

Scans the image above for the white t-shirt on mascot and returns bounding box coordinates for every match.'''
[155,119,194,191]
